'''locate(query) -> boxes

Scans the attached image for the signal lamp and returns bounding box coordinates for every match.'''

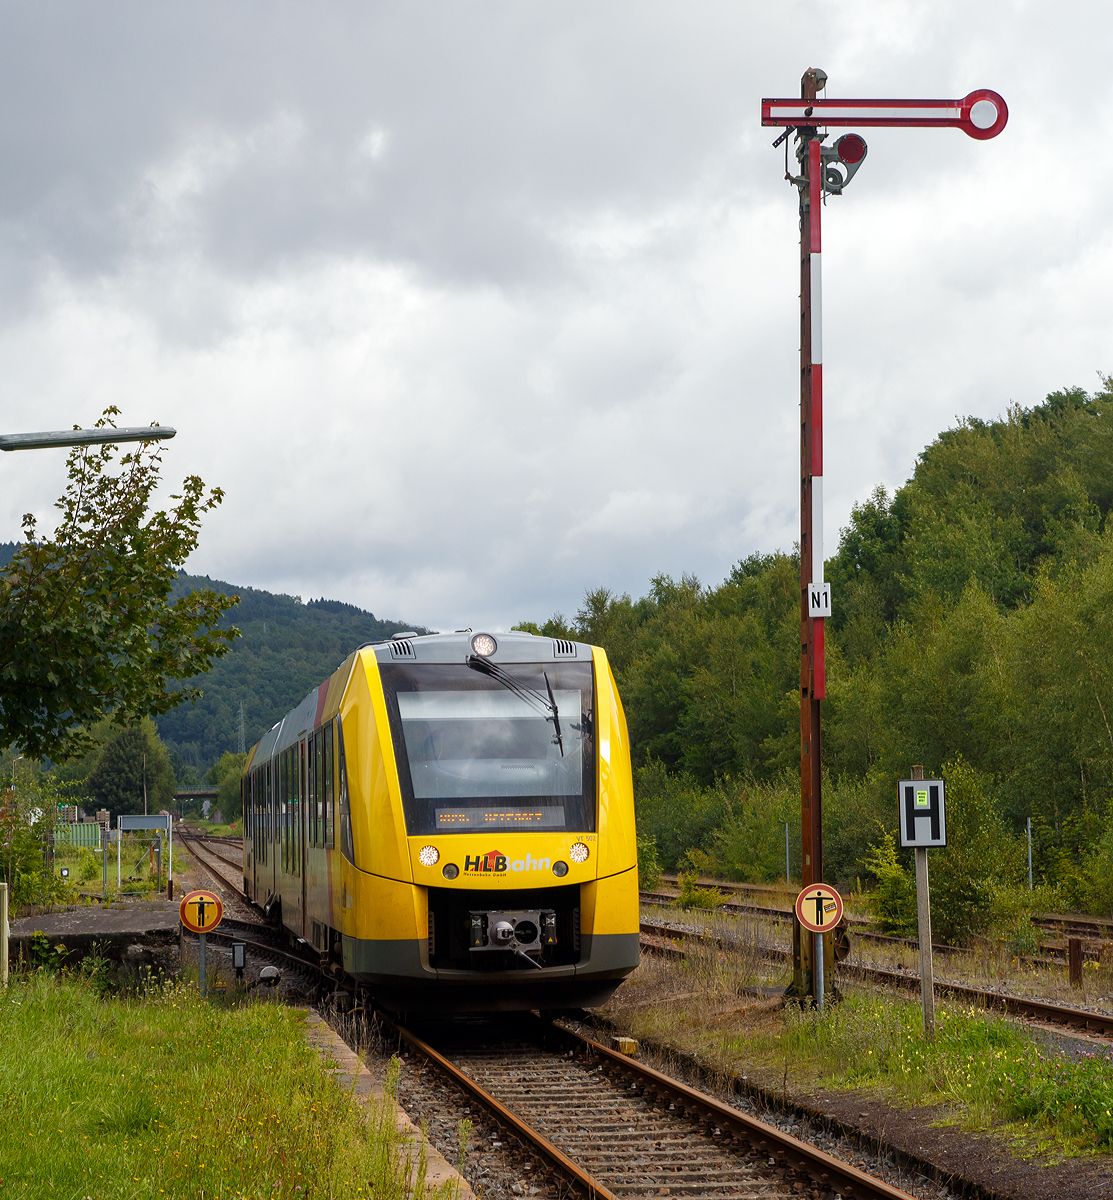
[552,860,569,877]
[442,862,459,879]
[471,633,497,657]
[835,133,867,164]
[418,845,439,866]
[568,842,590,864]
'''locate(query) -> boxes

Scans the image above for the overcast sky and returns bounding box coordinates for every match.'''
[0,2,1107,632]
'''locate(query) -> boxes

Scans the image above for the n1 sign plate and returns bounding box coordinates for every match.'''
[898,779,946,848]
[795,884,844,934]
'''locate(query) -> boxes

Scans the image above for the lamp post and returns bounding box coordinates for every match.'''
[0,426,175,452]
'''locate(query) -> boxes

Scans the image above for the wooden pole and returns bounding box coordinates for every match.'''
[1069,937,1083,988]
[911,765,935,1038]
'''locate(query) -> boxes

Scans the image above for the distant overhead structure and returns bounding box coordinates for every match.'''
[762,72,1006,1005]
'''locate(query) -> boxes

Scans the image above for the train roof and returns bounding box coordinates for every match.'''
[247,630,593,766]
[365,629,589,666]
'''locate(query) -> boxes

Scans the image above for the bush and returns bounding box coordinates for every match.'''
[864,759,1034,945]
[674,871,724,909]
[863,829,918,937]
[633,760,733,870]
[636,836,662,891]
[708,776,797,883]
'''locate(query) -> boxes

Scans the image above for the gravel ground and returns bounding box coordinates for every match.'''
[327,1011,551,1200]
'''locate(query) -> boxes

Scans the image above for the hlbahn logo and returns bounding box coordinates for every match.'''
[463,849,551,874]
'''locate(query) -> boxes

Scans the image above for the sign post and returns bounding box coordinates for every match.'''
[179,889,224,998]
[762,74,1006,1006]
[898,767,947,1037]
[794,883,844,1010]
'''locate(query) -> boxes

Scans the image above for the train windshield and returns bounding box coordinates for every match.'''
[380,661,596,835]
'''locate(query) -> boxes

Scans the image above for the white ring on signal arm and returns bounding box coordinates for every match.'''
[970,100,997,129]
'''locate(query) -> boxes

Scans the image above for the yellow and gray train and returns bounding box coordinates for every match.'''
[241,630,639,1011]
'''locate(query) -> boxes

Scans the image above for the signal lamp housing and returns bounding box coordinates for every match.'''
[822,135,868,194]
[471,633,497,657]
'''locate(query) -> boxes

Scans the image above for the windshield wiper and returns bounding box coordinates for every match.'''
[544,671,564,757]
[466,656,565,756]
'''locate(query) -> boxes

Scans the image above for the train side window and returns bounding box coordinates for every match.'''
[338,718,354,865]
[282,748,290,875]
[296,741,304,874]
[323,721,335,848]
[307,735,317,846]
[289,744,297,878]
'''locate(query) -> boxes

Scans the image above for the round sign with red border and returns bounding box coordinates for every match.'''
[179,889,223,934]
[794,884,843,934]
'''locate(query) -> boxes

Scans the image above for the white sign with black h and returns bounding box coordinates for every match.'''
[809,581,831,618]
[898,778,946,848]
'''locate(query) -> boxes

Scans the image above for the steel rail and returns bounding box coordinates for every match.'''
[643,895,980,959]
[386,1013,915,1200]
[180,927,320,975]
[556,1022,915,1200]
[640,922,1113,1037]
[380,1015,622,1200]
[655,875,1113,941]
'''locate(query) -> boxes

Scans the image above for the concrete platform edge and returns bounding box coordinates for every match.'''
[304,1008,474,1200]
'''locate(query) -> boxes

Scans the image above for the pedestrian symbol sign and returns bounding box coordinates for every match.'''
[179,889,223,934]
[794,884,844,934]
[898,778,946,847]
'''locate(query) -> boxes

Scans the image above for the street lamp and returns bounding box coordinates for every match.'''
[0,426,175,451]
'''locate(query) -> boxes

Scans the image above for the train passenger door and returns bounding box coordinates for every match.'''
[300,738,308,939]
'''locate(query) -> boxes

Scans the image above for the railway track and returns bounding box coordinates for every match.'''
[639,919,1113,1038]
[171,830,920,1197]
[642,889,1111,965]
[177,829,245,891]
[655,875,1113,945]
[387,1013,917,1200]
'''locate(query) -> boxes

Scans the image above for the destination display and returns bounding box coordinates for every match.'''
[435,805,566,829]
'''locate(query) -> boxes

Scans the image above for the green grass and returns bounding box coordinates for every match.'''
[731,995,1113,1157]
[194,819,242,838]
[0,972,450,1199]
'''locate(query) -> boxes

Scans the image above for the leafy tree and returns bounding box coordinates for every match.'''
[85,719,176,816]
[0,411,238,761]
[0,766,75,907]
[208,751,247,819]
[157,575,425,770]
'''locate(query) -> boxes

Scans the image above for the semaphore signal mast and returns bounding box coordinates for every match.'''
[762,70,1007,1003]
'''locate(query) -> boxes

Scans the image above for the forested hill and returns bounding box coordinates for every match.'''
[159,573,428,770]
[0,544,427,772]
[518,377,1113,911]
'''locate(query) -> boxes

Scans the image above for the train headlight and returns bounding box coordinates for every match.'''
[569,842,589,864]
[442,862,459,879]
[471,633,497,657]
[552,861,569,877]
[418,845,440,867]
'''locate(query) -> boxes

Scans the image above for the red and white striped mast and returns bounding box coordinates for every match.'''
[763,71,1007,1003]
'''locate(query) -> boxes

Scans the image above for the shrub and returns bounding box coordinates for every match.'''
[864,759,1033,945]
[636,836,662,891]
[708,776,797,883]
[863,829,918,937]
[674,871,724,909]
[633,759,733,870]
